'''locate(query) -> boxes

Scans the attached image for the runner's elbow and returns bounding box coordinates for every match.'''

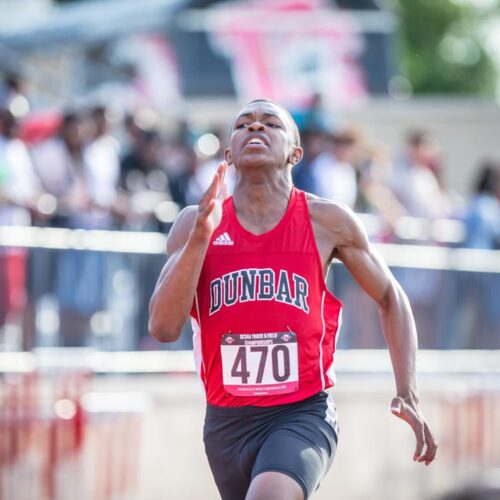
[379,279,411,317]
[148,316,183,343]
[148,295,183,342]
[379,278,401,310]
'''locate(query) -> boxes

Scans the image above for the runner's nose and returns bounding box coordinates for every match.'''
[248,121,266,132]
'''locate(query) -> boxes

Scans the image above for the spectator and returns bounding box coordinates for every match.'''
[33,109,119,228]
[162,119,198,208]
[353,140,406,234]
[390,130,449,219]
[177,129,233,206]
[292,128,325,194]
[0,109,41,226]
[0,109,41,342]
[311,130,358,208]
[119,123,173,347]
[291,92,332,132]
[84,106,121,225]
[168,145,198,208]
[463,161,500,249]
[0,72,30,118]
[31,112,89,225]
[31,111,113,346]
[458,162,500,348]
[120,128,170,230]
[388,131,448,347]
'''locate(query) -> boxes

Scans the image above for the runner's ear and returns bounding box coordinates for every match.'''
[289,146,303,166]
[224,148,233,166]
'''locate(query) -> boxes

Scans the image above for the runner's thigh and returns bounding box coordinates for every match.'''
[252,423,336,499]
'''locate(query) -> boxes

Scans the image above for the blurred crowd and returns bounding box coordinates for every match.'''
[1,74,499,247]
[1,74,499,351]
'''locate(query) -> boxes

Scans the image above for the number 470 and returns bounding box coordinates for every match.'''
[231,345,291,384]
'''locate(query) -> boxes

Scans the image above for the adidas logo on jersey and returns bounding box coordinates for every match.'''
[213,232,234,246]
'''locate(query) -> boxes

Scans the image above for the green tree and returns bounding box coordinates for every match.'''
[397,0,498,95]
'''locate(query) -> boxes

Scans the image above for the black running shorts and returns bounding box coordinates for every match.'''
[203,391,338,500]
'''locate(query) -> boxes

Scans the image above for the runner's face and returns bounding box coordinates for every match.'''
[227,102,301,170]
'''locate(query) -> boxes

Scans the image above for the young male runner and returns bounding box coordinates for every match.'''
[149,99,437,500]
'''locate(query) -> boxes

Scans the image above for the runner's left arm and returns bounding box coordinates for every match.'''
[333,206,438,465]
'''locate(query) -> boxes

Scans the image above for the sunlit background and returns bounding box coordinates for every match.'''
[0,0,499,499]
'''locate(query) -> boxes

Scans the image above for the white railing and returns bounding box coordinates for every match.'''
[1,348,500,375]
[1,224,499,273]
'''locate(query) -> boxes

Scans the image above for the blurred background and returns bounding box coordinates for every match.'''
[0,0,499,499]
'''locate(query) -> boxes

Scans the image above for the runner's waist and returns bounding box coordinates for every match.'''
[205,391,328,416]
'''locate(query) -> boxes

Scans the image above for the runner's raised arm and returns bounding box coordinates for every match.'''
[149,162,227,342]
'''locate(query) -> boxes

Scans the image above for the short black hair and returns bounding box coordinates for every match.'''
[61,111,81,127]
[475,161,500,194]
[407,129,430,148]
[239,98,301,147]
[0,108,16,138]
[90,105,106,118]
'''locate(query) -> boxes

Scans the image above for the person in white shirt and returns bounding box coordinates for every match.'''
[311,130,357,208]
[31,110,118,346]
[0,109,41,226]
[0,109,42,342]
[84,106,120,222]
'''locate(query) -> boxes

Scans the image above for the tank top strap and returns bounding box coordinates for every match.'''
[292,188,308,217]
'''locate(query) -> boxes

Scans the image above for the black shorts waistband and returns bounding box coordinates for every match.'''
[205,391,328,417]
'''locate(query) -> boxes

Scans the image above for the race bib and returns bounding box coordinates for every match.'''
[221,332,299,397]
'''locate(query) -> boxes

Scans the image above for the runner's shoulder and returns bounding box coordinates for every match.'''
[305,192,357,229]
[304,192,367,247]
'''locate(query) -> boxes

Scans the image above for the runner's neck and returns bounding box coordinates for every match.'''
[232,176,293,232]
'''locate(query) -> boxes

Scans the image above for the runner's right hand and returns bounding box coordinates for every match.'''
[193,161,228,241]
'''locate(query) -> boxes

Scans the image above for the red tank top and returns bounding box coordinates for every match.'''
[191,187,342,407]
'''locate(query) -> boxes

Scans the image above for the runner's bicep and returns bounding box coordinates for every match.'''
[152,206,198,296]
[166,205,198,256]
[335,215,393,305]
